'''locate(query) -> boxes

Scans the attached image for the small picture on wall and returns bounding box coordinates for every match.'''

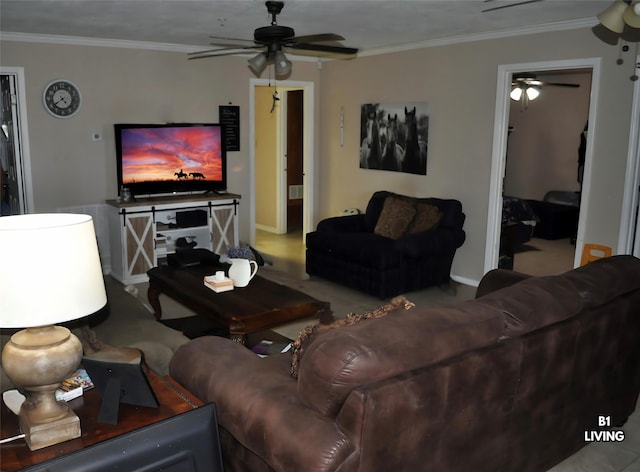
[360,102,429,175]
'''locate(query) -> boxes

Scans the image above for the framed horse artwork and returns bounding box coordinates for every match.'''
[359,102,429,175]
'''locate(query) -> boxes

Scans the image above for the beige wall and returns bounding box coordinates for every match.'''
[0,40,320,241]
[1,25,635,283]
[255,85,279,231]
[317,28,634,282]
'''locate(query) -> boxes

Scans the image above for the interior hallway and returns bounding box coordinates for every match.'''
[253,229,306,279]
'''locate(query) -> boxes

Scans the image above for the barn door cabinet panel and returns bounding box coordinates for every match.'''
[107,194,240,285]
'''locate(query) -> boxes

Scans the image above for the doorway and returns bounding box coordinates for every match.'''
[0,68,33,215]
[249,79,314,274]
[286,89,304,233]
[501,68,592,275]
[619,54,640,258]
[486,58,601,274]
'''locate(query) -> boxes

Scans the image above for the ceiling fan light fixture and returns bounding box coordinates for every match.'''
[598,0,629,33]
[598,0,633,34]
[623,0,640,28]
[510,87,523,101]
[248,52,268,75]
[526,86,540,100]
[274,51,291,76]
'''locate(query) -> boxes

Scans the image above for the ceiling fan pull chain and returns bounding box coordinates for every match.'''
[617,41,629,65]
[631,43,639,81]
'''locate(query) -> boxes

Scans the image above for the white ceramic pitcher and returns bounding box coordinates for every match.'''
[228,258,258,287]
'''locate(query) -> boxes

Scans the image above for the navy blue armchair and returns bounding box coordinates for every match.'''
[306,191,466,298]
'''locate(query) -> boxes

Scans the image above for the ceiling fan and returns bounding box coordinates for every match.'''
[510,72,580,107]
[482,0,545,13]
[188,1,358,77]
[512,73,580,90]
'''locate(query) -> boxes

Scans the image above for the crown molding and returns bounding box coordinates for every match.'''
[359,18,598,57]
[0,31,197,53]
[0,31,324,62]
[0,17,598,60]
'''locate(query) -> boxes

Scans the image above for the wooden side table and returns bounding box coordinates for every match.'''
[0,367,202,472]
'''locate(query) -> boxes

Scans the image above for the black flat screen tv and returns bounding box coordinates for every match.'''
[114,123,227,197]
[23,403,224,472]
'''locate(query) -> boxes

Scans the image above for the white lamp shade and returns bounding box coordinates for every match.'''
[624,0,640,29]
[598,0,629,33]
[248,52,268,75]
[274,51,292,76]
[510,87,523,101]
[0,213,107,328]
[526,86,540,100]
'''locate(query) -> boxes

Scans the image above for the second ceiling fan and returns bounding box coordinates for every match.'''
[189,1,358,77]
[510,72,580,106]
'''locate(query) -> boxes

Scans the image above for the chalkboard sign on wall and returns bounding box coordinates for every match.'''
[219,105,240,152]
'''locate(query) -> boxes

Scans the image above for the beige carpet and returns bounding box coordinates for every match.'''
[129,266,477,340]
[513,237,576,276]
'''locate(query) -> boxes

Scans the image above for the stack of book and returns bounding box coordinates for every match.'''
[204,273,234,293]
[55,368,94,402]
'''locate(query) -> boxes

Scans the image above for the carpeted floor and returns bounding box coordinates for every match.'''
[127,265,477,341]
[513,237,576,276]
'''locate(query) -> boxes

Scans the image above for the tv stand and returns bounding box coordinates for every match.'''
[106,193,240,285]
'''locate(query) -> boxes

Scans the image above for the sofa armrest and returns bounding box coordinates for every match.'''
[315,214,367,233]
[394,228,465,258]
[169,337,355,471]
[475,269,532,298]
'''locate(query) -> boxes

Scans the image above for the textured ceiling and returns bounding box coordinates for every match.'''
[0,0,612,54]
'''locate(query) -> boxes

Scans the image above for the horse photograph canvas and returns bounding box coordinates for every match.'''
[360,102,429,175]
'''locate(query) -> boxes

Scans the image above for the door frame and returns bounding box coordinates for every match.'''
[618,54,640,257]
[249,78,315,245]
[485,57,601,273]
[1,66,34,214]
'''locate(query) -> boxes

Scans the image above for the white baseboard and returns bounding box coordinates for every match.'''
[255,223,282,234]
[451,273,480,288]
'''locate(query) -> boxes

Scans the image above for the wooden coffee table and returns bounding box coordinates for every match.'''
[147,264,332,344]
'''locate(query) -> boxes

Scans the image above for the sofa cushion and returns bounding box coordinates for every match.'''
[373,196,416,239]
[474,256,640,339]
[306,231,403,269]
[290,296,415,378]
[364,191,392,232]
[297,301,504,417]
[475,275,582,337]
[406,202,442,234]
[562,255,640,309]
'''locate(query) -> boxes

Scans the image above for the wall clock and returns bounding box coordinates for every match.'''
[42,79,82,118]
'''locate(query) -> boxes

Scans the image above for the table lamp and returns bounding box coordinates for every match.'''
[0,213,107,450]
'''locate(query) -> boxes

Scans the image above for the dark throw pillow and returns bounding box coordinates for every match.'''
[407,202,442,234]
[373,196,416,239]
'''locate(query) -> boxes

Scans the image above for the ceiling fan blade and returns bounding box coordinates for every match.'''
[208,41,260,49]
[544,82,580,88]
[188,46,261,59]
[287,43,358,55]
[513,80,542,86]
[288,33,345,44]
[209,35,256,43]
[482,0,544,13]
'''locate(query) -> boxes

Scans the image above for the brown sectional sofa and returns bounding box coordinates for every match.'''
[169,255,640,471]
